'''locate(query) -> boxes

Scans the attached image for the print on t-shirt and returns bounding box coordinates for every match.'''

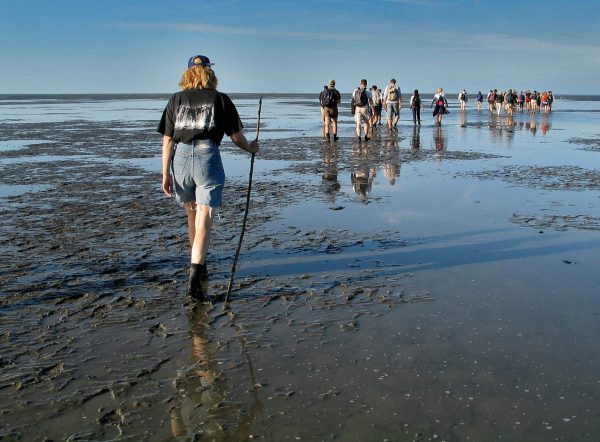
[175,105,215,131]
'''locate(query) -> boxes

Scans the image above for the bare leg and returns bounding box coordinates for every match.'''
[185,203,213,264]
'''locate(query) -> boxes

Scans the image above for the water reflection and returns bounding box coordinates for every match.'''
[433,125,447,152]
[410,125,421,151]
[321,142,340,203]
[382,132,400,185]
[351,142,376,202]
[170,306,263,439]
[459,111,467,128]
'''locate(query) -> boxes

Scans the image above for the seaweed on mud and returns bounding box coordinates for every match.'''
[565,136,600,152]
[462,165,600,191]
[511,213,600,231]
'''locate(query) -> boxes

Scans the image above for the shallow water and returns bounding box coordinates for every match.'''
[1,94,599,440]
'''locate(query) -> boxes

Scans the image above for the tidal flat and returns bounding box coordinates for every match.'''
[1,94,599,440]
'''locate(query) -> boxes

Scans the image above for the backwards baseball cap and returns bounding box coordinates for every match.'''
[188,55,214,68]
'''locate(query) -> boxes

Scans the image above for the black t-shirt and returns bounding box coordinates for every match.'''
[157,89,243,145]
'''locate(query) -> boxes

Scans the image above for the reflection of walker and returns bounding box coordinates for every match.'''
[170,306,265,439]
[433,125,446,152]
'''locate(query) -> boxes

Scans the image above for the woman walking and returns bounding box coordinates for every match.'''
[431,88,448,125]
[157,54,259,301]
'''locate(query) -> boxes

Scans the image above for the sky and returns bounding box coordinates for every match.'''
[1,0,599,94]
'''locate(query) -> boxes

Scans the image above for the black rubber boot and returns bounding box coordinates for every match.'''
[187,263,208,302]
[333,134,339,141]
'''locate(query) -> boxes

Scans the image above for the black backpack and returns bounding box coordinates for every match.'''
[321,89,333,107]
[354,88,368,107]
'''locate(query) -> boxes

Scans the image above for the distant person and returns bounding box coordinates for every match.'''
[476,91,483,110]
[547,91,554,112]
[541,90,550,113]
[431,87,448,125]
[158,54,259,301]
[320,79,341,142]
[376,88,383,124]
[351,79,372,141]
[494,90,504,116]
[383,78,402,131]
[458,89,468,111]
[487,89,496,113]
[530,91,538,113]
[505,89,515,116]
[409,89,422,125]
[517,91,525,111]
[371,85,383,126]
[319,85,328,125]
[525,90,532,111]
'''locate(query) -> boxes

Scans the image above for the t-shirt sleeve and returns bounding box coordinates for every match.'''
[219,93,243,136]
[157,95,176,137]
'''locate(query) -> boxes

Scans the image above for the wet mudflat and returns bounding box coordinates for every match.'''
[1,94,600,441]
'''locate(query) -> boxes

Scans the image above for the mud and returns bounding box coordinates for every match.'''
[462,165,600,191]
[566,136,600,152]
[2,96,600,440]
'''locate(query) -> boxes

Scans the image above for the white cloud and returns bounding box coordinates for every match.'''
[114,21,371,42]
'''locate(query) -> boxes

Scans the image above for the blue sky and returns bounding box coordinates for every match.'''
[1,0,599,94]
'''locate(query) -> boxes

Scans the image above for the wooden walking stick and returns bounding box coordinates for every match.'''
[225,97,262,304]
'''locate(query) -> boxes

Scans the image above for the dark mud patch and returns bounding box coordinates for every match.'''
[511,213,600,231]
[566,136,600,152]
[462,165,600,191]
[0,129,437,439]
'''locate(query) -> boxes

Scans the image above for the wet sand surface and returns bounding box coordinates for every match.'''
[1,95,600,440]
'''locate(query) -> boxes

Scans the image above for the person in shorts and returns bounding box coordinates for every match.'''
[320,79,341,142]
[383,78,402,131]
[370,85,382,126]
[458,89,468,111]
[157,54,259,301]
[351,79,372,141]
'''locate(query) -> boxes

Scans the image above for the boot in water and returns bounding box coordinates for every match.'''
[187,263,208,302]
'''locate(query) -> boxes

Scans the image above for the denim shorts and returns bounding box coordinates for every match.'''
[172,141,225,208]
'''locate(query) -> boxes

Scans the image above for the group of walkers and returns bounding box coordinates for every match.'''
[482,89,554,116]
[320,80,556,139]
[157,52,557,303]
[320,78,427,141]
[460,89,554,116]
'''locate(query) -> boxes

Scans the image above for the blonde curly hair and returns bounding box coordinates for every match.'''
[179,65,218,90]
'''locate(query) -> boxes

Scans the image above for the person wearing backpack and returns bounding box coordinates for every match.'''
[476,91,484,111]
[383,78,402,131]
[487,90,496,113]
[494,90,504,116]
[431,87,448,125]
[458,89,468,111]
[370,85,382,126]
[319,85,328,125]
[409,89,422,125]
[320,79,341,141]
[351,79,372,142]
